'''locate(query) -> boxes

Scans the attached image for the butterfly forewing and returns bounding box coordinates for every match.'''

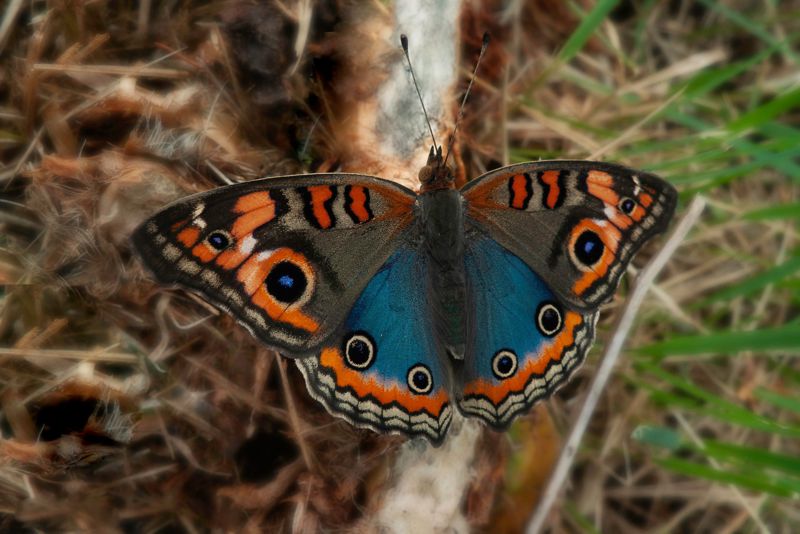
[461,160,677,312]
[132,174,416,356]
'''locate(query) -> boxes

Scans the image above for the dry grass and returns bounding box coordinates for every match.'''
[1,1,798,532]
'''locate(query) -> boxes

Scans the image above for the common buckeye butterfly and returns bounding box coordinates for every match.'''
[132,146,677,444]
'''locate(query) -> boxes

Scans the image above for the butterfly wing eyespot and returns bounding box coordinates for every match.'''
[618,196,636,215]
[536,302,562,337]
[206,230,232,250]
[407,364,434,395]
[343,332,375,370]
[491,350,518,380]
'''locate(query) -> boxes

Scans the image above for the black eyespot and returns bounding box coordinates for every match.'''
[343,332,375,370]
[537,302,562,337]
[492,350,518,379]
[407,364,433,395]
[265,261,307,303]
[206,230,231,250]
[619,197,636,215]
[574,230,604,266]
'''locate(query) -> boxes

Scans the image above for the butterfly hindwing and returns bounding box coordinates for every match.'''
[458,233,598,427]
[132,174,416,356]
[461,161,677,311]
[296,244,453,444]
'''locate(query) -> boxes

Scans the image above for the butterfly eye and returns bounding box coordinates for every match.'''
[536,302,562,337]
[206,230,232,250]
[618,197,636,215]
[344,332,375,370]
[266,261,308,304]
[407,364,433,395]
[573,230,604,267]
[491,350,518,379]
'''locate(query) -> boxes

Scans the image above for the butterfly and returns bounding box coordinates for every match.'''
[132,146,676,445]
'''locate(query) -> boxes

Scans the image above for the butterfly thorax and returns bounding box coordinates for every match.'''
[418,145,456,193]
[419,178,467,361]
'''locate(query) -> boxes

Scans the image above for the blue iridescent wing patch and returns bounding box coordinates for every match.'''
[458,233,598,428]
[296,246,453,444]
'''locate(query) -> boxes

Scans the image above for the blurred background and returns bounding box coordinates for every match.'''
[0,1,797,532]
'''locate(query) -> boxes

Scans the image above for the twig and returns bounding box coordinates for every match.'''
[0,0,24,54]
[276,355,316,472]
[526,195,707,534]
[31,63,189,79]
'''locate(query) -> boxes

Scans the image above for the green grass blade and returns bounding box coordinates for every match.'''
[755,388,800,415]
[657,457,800,497]
[702,440,800,477]
[558,0,621,63]
[727,88,800,133]
[633,364,800,438]
[697,0,799,63]
[638,326,800,356]
[744,203,800,221]
[701,256,800,304]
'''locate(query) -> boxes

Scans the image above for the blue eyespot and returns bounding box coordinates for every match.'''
[574,230,604,266]
[265,261,307,303]
[207,231,231,250]
[344,332,375,370]
[407,364,433,395]
[492,350,518,379]
[620,197,636,215]
[536,302,562,337]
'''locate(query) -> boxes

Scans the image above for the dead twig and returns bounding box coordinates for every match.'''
[526,195,708,534]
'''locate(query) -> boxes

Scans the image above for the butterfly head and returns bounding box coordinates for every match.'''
[419,145,454,192]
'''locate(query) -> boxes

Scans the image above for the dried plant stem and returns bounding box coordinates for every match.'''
[526,195,707,534]
[276,355,316,472]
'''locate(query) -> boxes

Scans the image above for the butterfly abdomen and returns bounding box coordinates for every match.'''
[419,189,467,360]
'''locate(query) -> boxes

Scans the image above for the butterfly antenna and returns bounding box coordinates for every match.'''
[443,32,490,169]
[401,34,439,152]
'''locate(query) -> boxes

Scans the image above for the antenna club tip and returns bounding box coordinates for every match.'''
[482,32,491,46]
[400,34,409,51]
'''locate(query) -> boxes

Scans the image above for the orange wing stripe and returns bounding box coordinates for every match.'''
[308,186,334,229]
[510,174,530,209]
[191,243,219,263]
[462,312,582,403]
[541,170,561,209]
[235,192,273,214]
[177,227,200,247]
[348,186,371,223]
[231,206,276,238]
[320,348,449,416]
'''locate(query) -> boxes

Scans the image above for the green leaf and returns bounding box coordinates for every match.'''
[639,326,800,356]
[632,425,683,450]
[634,363,800,438]
[702,256,800,304]
[657,457,800,497]
[697,0,799,63]
[702,440,800,477]
[682,47,776,98]
[557,0,621,63]
[755,388,800,416]
[744,203,800,221]
[727,88,800,133]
